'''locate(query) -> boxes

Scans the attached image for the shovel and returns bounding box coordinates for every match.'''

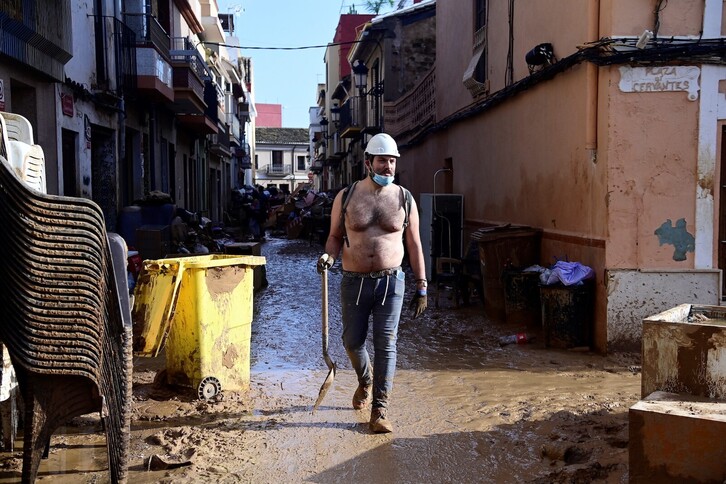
[313,259,336,411]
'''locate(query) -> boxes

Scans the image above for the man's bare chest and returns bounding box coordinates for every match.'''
[346,195,404,233]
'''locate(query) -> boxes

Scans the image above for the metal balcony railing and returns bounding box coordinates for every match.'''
[339,96,366,136]
[383,68,436,138]
[170,37,208,105]
[310,160,324,173]
[236,144,252,169]
[266,164,292,176]
[123,13,170,61]
[204,80,225,123]
[113,18,138,98]
[94,16,137,98]
[170,37,209,80]
[211,128,230,148]
[227,114,241,145]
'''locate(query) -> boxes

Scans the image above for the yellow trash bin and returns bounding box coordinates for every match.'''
[132,254,266,399]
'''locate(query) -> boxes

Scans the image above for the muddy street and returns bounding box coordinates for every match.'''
[0,236,641,483]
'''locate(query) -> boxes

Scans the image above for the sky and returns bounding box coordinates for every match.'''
[216,1,401,128]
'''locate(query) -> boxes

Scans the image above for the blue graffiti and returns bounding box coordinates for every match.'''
[654,218,695,262]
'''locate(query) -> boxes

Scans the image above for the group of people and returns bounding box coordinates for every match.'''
[232,185,289,241]
[316,133,428,433]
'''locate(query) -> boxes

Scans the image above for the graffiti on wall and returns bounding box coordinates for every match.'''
[654,218,695,261]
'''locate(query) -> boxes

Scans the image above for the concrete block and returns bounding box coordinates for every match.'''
[606,269,721,352]
[642,304,726,399]
[629,391,726,483]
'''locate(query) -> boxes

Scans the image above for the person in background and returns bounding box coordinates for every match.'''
[316,133,427,433]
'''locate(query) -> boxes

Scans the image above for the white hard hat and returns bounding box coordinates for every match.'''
[364,133,400,158]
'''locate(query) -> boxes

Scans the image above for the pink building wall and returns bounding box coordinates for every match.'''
[334,14,374,79]
[401,0,725,352]
[256,103,282,128]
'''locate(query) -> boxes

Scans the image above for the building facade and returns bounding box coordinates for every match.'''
[0,0,255,235]
[393,0,726,352]
[254,127,310,192]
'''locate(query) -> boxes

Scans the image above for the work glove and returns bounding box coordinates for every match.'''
[317,253,335,274]
[409,290,428,319]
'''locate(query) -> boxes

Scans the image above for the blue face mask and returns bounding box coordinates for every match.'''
[368,162,395,186]
[371,172,394,186]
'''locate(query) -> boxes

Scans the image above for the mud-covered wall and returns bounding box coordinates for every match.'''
[603,67,699,269]
[400,0,724,353]
[606,270,721,352]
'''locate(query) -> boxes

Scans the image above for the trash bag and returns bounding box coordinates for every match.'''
[544,261,594,286]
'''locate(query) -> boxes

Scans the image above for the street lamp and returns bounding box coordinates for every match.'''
[330,104,340,124]
[352,60,368,94]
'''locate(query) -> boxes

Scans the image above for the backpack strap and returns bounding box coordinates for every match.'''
[400,186,412,230]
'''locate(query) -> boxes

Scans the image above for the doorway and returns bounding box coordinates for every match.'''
[91,125,117,231]
[61,129,78,197]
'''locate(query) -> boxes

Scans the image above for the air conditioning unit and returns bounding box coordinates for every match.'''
[419,194,464,281]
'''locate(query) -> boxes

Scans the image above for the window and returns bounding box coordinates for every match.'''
[464,0,488,97]
[463,46,487,96]
[475,0,487,32]
[272,151,283,169]
[297,155,306,171]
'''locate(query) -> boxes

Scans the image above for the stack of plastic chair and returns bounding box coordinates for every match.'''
[0,111,131,483]
[0,112,46,193]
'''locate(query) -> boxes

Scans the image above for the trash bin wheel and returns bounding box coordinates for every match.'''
[198,376,222,400]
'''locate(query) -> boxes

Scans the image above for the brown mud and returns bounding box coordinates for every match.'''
[0,237,641,483]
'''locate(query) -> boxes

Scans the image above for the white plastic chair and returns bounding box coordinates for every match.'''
[0,112,46,193]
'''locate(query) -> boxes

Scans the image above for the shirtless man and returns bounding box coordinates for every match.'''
[316,133,427,433]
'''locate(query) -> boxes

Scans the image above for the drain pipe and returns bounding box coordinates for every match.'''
[586,0,600,163]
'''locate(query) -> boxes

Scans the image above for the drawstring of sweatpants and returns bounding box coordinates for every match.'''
[355,278,364,305]
[354,274,391,306]
[381,275,389,306]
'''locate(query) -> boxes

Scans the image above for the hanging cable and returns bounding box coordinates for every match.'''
[653,0,667,38]
[199,39,366,51]
[506,0,514,86]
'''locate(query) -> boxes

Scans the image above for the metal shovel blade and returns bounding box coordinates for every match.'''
[313,358,336,410]
[313,267,336,411]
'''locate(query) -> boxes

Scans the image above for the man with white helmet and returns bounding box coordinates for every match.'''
[316,132,427,433]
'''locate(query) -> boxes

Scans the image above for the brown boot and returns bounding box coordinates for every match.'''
[352,384,372,410]
[369,407,393,433]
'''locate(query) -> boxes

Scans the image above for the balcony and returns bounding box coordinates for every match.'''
[124,13,170,60]
[266,164,293,176]
[93,17,138,99]
[0,4,72,82]
[227,113,241,147]
[339,96,366,139]
[236,144,252,169]
[204,79,225,125]
[310,159,324,174]
[124,13,172,102]
[170,37,217,133]
[383,68,435,139]
[210,127,232,158]
[239,101,253,122]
